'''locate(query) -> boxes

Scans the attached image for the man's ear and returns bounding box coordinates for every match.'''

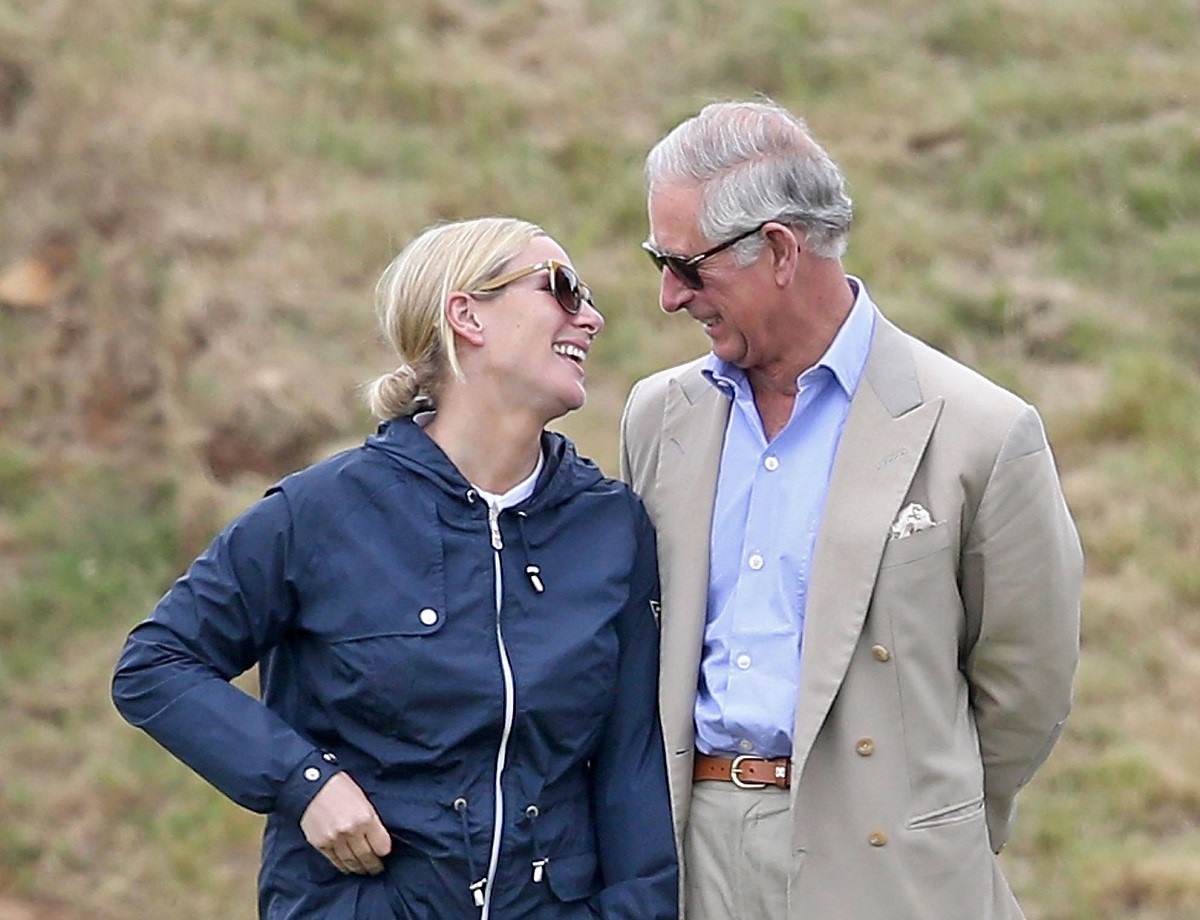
[445,291,485,347]
[765,224,800,286]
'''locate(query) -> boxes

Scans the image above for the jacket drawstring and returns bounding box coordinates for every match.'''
[523,803,549,883]
[515,513,547,880]
[453,797,487,908]
[515,513,545,594]
[525,564,544,593]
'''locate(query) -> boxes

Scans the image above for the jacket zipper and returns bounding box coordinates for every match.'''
[478,501,516,919]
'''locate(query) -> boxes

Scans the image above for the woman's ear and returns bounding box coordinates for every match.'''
[445,291,486,347]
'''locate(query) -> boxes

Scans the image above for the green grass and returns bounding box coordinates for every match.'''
[2,0,1199,917]
[0,465,177,679]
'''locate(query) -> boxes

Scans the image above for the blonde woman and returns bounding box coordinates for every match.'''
[114,218,677,919]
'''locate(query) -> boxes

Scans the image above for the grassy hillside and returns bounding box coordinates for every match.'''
[1,1,1198,917]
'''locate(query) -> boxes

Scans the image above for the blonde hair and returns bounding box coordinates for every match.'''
[365,217,544,420]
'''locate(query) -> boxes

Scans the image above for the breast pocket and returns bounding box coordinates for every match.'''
[324,606,448,733]
[878,521,955,569]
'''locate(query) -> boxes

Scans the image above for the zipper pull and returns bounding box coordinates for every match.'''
[487,505,503,551]
[526,565,544,593]
[532,858,548,883]
[469,877,487,907]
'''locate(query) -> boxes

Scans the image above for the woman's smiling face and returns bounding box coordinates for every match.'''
[469,235,604,423]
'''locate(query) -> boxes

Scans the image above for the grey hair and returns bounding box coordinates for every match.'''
[645,99,853,261]
[365,216,544,420]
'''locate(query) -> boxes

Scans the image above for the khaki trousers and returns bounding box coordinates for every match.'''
[684,780,791,920]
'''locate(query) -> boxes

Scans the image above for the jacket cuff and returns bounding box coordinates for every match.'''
[275,749,343,823]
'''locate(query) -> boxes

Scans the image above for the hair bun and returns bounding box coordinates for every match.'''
[367,363,422,419]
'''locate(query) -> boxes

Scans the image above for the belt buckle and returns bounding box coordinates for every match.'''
[729,754,768,790]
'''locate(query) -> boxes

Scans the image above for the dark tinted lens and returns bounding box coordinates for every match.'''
[551,264,583,314]
[641,243,704,289]
[664,257,704,290]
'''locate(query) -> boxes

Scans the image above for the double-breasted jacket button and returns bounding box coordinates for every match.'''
[868,830,888,847]
[856,738,876,757]
[871,645,891,662]
[419,608,439,626]
[303,767,321,782]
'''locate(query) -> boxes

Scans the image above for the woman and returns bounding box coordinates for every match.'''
[112,217,678,919]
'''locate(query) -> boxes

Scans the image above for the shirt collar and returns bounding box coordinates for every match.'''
[701,275,875,398]
[472,450,544,510]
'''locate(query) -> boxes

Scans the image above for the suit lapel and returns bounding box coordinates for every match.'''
[792,319,943,776]
[655,366,730,745]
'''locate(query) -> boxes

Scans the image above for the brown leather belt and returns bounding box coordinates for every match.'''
[693,753,791,789]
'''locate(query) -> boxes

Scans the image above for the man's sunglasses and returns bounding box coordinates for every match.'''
[641,221,770,290]
[469,259,593,315]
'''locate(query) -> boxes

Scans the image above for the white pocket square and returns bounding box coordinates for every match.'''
[890,502,936,539]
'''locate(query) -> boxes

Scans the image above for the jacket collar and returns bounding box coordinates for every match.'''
[364,416,604,512]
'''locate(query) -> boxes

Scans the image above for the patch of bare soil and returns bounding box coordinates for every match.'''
[0,896,97,920]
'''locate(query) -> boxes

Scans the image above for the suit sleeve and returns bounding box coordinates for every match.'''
[618,379,643,488]
[589,502,679,919]
[960,406,1083,851]
[111,489,341,823]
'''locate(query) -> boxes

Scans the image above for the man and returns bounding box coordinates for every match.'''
[619,99,1082,920]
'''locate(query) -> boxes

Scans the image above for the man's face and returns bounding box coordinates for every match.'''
[645,182,778,371]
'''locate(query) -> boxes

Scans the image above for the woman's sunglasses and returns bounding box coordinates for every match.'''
[640,222,769,290]
[469,259,593,315]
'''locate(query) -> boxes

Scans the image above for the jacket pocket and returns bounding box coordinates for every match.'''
[267,815,343,885]
[878,520,954,568]
[906,794,985,830]
[324,611,448,732]
[545,851,600,903]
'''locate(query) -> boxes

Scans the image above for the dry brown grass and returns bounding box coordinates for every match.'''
[2,0,1199,917]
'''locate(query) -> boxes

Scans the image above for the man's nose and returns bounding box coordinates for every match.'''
[659,269,692,314]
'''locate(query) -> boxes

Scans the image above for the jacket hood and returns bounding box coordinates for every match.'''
[364,416,605,513]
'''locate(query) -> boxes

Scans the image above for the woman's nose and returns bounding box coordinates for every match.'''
[577,300,604,336]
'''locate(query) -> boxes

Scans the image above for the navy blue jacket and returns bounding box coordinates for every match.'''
[112,418,677,919]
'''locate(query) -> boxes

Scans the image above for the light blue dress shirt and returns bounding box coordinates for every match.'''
[695,279,875,759]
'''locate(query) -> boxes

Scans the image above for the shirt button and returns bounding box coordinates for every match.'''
[764,456,779,471]
[303,767,321,782]
[419,608,439,626]
[735,654,752,670]
[748,553,764,570]
[869,830,888,847]
[872,645,891,662]
[738,739,754,752]
[856,738,876,757]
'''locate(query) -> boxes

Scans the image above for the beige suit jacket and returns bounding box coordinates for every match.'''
[620,313,1082,919]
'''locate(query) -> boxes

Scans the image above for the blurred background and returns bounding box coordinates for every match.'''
[1,1,1198,917]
